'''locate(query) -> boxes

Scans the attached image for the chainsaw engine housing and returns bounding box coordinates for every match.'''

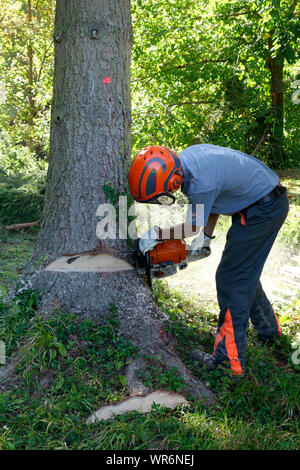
[135,239,188,288]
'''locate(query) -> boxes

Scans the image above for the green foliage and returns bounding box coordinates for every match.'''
[0,290,139,449]
[0,139,46,224]
[152,281,299,434]
[1,0,299,167]
[0,0,55,155]
[103,181,137,248]
[0,136,47,224]
[279,203,300,246]
[0,229,37,296]
[103,182,121,208]
[0,1,299,451]
[131,0,300,166]
[0,226,299,450]
[138,355,185,392]
[277,172,300,246]
[0,176,45,225]
[0,136,46,175]
[0,280,298,449]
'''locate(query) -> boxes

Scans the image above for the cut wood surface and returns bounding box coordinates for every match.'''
[44,253,134,273]
[86,390,189,424]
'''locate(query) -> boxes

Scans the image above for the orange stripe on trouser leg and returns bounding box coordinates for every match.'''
[214,308,243,375]
[237,211,246,226]
[273,310,282,335]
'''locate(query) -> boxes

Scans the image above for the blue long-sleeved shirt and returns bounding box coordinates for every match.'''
[180,144,279,226]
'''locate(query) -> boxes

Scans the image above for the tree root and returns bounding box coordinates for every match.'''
[7,268,216,406]
[125,351,216,407]
[126,360,151,396]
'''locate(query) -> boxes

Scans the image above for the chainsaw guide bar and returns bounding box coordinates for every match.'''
[43,240,210,288]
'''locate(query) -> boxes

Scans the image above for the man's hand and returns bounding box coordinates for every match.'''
[187,229,213,261]
[139,225,161,255]
[189,229,212,250]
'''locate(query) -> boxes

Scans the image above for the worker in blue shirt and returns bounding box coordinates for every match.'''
[128,144,289,377]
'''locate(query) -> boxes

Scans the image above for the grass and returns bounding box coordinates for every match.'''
[0,174,299,450]
[0,287,299,450]
[0,227,38,298]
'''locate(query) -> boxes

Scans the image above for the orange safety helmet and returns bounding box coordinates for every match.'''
[128,146,183,204]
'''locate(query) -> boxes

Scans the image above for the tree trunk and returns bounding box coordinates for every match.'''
[266,55,288,167]
[26,0,36,151]
[12,0,214,405]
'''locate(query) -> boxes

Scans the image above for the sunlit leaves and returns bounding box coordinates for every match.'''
[0,0,55,154]
[131,0,300,165]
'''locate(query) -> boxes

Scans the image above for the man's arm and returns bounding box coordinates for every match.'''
[155,223,200,240]
[204,213,219,238]
[155,213,219,240]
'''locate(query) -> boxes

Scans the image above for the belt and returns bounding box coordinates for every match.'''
[248,185,286,209]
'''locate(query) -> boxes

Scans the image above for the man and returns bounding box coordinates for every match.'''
[128,144,289,377]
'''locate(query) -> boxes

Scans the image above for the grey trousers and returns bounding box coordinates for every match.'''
[214,190,289,375]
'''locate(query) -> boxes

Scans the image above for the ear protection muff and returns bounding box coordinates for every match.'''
[169,168,184,191]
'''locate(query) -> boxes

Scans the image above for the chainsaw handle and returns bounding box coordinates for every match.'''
[145,251,152,289]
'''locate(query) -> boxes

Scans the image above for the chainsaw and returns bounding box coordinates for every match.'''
[127,239,210,289]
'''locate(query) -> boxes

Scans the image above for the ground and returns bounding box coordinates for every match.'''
[0,172,299,450]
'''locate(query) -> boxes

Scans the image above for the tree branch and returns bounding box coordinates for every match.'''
[167,100,212,109]
[252,127,268,156]
[37,40,54,83]
[132,58,228,83]
[215,10,250,18]
[175,58,228,70]
[291,0,299,12]
[6,222,39,230]
[193,8,262,20]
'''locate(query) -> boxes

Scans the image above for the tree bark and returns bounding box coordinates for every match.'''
[13,0,214,405]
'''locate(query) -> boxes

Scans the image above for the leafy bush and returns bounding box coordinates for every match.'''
[0,138,47,175]
[0,138,47,225]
